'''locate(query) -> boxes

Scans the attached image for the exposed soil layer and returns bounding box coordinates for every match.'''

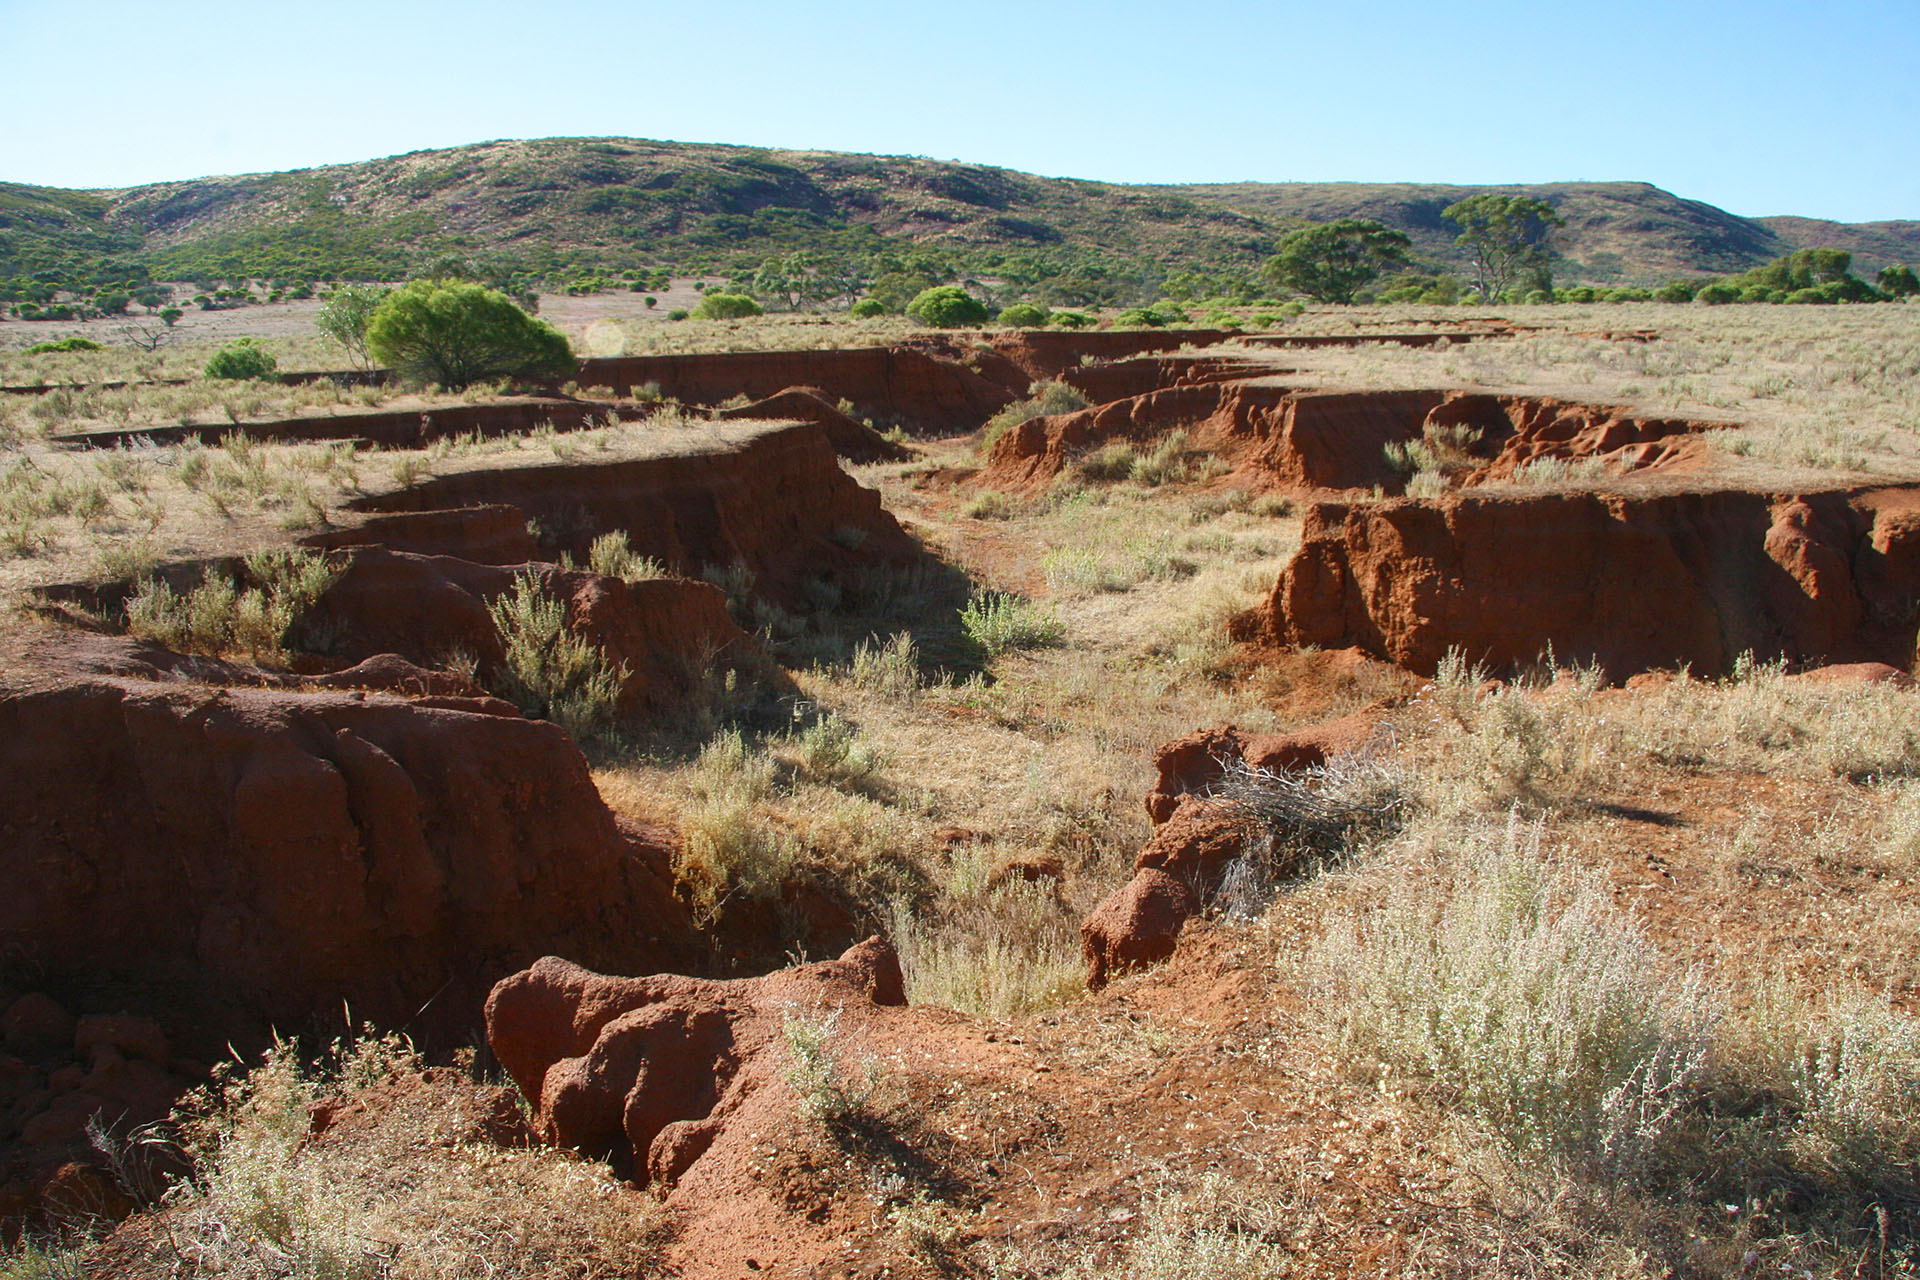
[1059,353,1278,405]
[580,347,1016,434]
[984,383,1724,494]
[299,550,754,714]
[1237,486,1920,679]
[576,332,1228,434]
[713,386,911,462]
[51,397,652,451]
[0,665,699,1031]
[346,421,917,603]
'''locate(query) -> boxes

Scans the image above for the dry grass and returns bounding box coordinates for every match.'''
[118,1032,669,1280]
[1274,302,1920,479]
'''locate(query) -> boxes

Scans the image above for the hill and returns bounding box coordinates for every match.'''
[1,137,1915,298]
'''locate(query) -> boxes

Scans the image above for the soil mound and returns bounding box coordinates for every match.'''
[1237,487,1920,679]
[0,675,698,1030]
[0,999,197,1238]
[714,386,910,462]
[983,383,1722,494]
[1086,712,1387,989]
[485,938,906,1184]
[347,421,914,602]
[301,549,750,713]
[581,348,1014,434]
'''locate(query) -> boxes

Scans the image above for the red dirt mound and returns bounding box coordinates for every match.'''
[714,386,911,462]
[485,938,906,1184]
[347,421,915,602]
[983,383,1722,494]
[301,505,536,564]
[1086,711,1388,989]
[0,675,699,1030]
[1237,487,1920,679]
[580,348,1014,434]
[1143,713,1387,824]
[302,549,751,713]
[0,1000,197,1240]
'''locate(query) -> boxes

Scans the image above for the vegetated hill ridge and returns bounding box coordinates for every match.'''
[2,137,1915,287]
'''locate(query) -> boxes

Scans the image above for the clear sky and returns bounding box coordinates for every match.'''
[3,0,1916,222]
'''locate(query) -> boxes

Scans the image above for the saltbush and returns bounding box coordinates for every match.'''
[23,336,102,354]
[204,339,278,381]
[848,298,889,319]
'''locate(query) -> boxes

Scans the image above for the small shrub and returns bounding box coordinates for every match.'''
[588,530,667,582]
[692,292,762,320]
[1077,441,1139,482]
[1048,310,1093,328]
[782,1007,878,1124]
[848,631,921,700]
[905,285,989,328]
[485,570,628,738]
[964,490,1013,519]
[996,302,1051,327]
[849,298,889,319]
[667,308,690,321]
[1128,431,1191,486]
[959,591,1064,657]
[124,550,339,662]
[792,713,888,789]
[203,339,278,381]
[979,379,1089,451]
[1315,817,1712,1173]
[23,336,102,354]
[1112,306,1166,328]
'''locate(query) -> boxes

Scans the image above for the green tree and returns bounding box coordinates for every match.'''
[315,284,389,369]
[1441,194,1565,301]
[1262,219,1412,304]
[365,280,574,389]
[905,285,989,327]
[1878,265,1919,298]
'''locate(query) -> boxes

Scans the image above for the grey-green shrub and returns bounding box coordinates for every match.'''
[485,571,627,738]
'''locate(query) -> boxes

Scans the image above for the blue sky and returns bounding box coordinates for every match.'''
[3,0,1916,221]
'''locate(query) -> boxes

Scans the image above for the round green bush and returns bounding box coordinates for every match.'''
[849,298,889,319]
[204,339,278,381]
[1112,307,1166,328]
[366,280,574,389]
[692,292,762,320]
[1048,311,1093,329]
[667,309,690,322]
[23,337,103,355]
[1696,282,1742,305]
[996,302,1051,327]
[1147,302,1189,325]
[905,286,989,328]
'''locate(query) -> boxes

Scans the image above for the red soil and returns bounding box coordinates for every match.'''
[347,421,916,602]
[983,382,1724,495]
[485,938,906,1183]
[1237,487,1920,679]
